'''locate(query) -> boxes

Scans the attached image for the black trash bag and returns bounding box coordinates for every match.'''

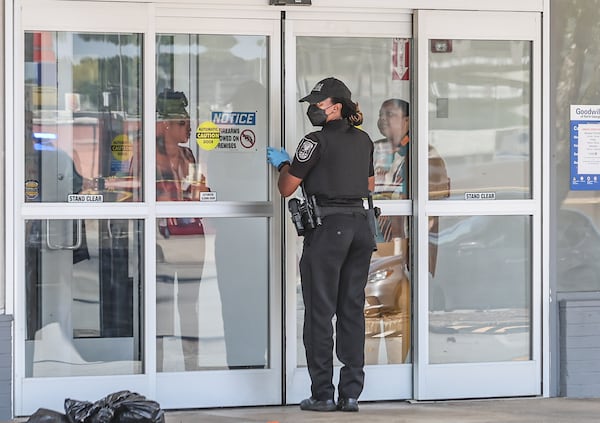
[64,398,96,423]
[65,390,164,423]
[26,407,70,423]
[114,400,165,423]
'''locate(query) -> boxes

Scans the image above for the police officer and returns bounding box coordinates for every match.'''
[267,77,375,412]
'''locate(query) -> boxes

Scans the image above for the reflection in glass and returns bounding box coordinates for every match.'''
[557,206,600,292]
[25,219,144,377]
[373,98,451,205]
[156,34,269,202]
[366,221,411,364]
[156,217,268,371]
[296,37,411,153]
[155,214,205,372]
[553,2,600,294]
[374,99,410,200]
[155,88,210,206]
[295,217,413,367]
[24,32,143,203]
[428,40,531,200]
[154,34,270,372]
[429,215,531,364]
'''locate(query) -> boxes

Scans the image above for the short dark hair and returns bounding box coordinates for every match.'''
[382,98,409,117]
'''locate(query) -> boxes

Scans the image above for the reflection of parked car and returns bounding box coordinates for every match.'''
[557,208,600,292]
[366,215,531,314]
[431,215,531,311]
[365,255,408,318]
[366,209,600,314]
[365,254,410,364]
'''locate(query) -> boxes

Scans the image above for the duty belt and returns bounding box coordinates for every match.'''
[318,206,367,217]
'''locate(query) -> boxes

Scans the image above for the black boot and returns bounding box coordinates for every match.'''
[337,397,359,412]
[299,397,337,412]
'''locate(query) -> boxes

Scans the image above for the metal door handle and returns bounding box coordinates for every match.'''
[45,219,83,250]
[106,219,128,239]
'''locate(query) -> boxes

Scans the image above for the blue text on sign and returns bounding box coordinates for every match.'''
[212,111,256,125]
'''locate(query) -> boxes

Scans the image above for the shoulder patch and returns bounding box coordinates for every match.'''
[295,137,318,162]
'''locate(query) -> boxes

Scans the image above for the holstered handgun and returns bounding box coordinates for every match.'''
[366,192,381,251]
[288,184,322,236]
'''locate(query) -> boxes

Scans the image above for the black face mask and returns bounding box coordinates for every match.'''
[306,104,328,126]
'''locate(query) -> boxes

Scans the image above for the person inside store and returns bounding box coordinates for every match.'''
[155,88,210,372]
[372,97,450,272]
[372,98,411,259]
[373,98,410,202]
[367,98,450,365]
[267,77,375,412]
[367,98,412,365]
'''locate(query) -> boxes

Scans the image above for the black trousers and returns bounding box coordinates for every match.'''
[300,212,374,400]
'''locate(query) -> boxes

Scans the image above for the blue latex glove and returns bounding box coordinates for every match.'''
[267,146,291,171]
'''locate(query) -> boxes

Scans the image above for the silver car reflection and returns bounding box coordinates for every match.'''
[365,209,600,314]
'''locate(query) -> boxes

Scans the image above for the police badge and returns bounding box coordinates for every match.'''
[296,137,317,162]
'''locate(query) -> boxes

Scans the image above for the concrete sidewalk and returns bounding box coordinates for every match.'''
[162,398,600,423]
[6,397,600,422]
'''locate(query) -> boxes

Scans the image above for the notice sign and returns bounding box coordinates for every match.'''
[211,111,258,152]
[571,105,600,190]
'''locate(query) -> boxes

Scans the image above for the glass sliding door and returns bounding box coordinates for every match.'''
[16,2,282,414]
[25,218,144,377]
[284,11,414,403]
[24,31,144,380]
[16,1,150,415]
[154,33,270,373]
[414,10,542,399]
[153,12,282,408]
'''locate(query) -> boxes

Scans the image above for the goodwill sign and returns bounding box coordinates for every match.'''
[570,105,600,190]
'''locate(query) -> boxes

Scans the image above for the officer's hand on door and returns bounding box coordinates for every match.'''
[267,147,291,171]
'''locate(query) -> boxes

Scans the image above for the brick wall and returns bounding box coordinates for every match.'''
[559,298,600,397]
[0,315,12,420]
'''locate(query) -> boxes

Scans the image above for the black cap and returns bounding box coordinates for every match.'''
[299,77,352,104]
[157,88,190,120]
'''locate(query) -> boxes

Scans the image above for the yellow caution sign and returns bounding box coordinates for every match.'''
[196,121,220,151]
[25,180,40,200]
[111,134,133,161]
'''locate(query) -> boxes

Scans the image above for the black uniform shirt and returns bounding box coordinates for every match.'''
[289,119,374,204]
